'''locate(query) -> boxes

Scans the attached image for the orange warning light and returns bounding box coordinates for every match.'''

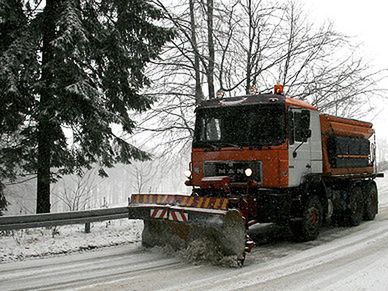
[274,84,284,95]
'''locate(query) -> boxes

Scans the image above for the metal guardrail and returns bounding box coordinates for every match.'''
[0,207,129,231]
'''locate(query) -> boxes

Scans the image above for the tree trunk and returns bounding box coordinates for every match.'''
[189,0,204,104]
[283,3,295,86]
[36,0,58,213]
[206,0,215,99]
[245,0,253,94]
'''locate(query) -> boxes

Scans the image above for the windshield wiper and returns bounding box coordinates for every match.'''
[203,144,218,150]
[201,143,241,150]
[219,142,241,148]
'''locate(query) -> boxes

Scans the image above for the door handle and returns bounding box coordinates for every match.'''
[306,164,311,169]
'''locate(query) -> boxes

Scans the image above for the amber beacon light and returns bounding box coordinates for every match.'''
[274,83,284,95]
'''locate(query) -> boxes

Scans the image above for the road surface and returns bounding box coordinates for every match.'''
[1,177,388,291]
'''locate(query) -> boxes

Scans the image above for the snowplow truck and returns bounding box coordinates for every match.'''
[128,84,383,265]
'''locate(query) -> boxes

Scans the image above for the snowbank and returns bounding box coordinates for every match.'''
[0,219,143,263]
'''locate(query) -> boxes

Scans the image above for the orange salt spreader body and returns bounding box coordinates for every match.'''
[128,85,383,266]
[320,114,374,176]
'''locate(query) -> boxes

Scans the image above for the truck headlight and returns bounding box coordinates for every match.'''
[184,170,192,178]
[245,168,253,177]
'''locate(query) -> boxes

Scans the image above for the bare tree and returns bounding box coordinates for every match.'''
[206,0,215,99]
[135,0,385,163]
[53,169,99,211]
[127,161,156,194]
[189,0,204,103]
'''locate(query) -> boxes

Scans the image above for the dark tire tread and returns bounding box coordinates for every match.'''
[346,185,364,226]
[290,195,323,242]
[364,181,378,221]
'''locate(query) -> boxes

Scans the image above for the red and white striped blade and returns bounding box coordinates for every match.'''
[168,211,189,222]
[150,208,168,219]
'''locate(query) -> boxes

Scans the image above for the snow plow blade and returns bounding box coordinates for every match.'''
[128,194,246,262]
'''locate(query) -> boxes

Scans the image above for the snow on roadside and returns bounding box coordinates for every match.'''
[0,219,143,263]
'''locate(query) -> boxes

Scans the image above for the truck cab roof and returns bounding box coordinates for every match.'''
[196,93,317,111]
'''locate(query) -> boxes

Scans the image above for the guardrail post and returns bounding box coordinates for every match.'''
[85,222,91,233]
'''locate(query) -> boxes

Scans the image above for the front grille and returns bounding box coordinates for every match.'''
[203,161,262,183]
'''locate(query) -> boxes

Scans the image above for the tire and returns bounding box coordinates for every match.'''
[290,195,323,242]
[364,181,378,221]
[347,185,364,226]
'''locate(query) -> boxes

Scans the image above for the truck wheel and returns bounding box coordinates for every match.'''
[364,181,378,221]
[290,195,322,242]
[347,185,363,226]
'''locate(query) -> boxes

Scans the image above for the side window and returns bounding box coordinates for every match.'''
[289,109,310,144]
[294,112,303,142]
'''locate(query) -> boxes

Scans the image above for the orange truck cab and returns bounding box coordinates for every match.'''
[186,85,382,241]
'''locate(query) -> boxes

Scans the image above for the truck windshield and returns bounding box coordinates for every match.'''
[193,105,285,147]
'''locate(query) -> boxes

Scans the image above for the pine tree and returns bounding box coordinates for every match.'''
[0,0,174,213]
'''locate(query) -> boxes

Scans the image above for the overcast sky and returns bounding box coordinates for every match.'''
[301,0,388,140]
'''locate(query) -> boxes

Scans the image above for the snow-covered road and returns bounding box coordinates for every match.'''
[1,176,388,291]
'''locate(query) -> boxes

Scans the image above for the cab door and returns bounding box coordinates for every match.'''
[288,108,312,187]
